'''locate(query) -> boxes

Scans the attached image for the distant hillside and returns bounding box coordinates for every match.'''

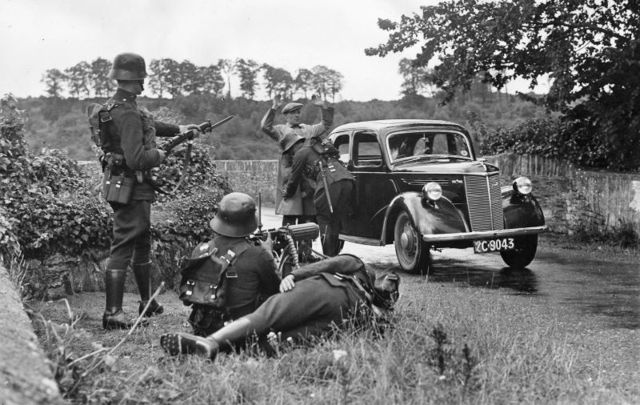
[16,93,549,161]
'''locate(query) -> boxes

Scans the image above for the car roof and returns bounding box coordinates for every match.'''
[331,119,467,133]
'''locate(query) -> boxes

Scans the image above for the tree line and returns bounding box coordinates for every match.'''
[41,58,344,101]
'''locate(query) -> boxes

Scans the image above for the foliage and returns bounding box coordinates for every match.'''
[366,0,640,171]
[0,99,112,259]
[1,93,233,265]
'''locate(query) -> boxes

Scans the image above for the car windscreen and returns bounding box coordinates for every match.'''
[387,130,472,163]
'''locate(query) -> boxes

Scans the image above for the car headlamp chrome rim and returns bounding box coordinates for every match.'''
[513,176,532,195]
[423,182,442,201]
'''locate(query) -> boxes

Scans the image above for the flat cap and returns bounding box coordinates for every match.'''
[282,102,303,114]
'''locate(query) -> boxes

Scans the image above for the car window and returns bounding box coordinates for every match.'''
[353,131,382,167]
[332,133,350,164]
[388,131,472,162]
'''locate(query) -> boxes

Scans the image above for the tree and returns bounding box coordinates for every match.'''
[293,68,314,99]
[261,64,293,99]
[235,59,260,99]
[366,0,640,171]
[326,69,343,102]
[89,57,114,97]
[398,58,434,97]
[178,60,200,95]
[41,68,66,98]
[64,61,91,98]
[310,65,332,100]
[218,59,236,98]
[199,65,225,96]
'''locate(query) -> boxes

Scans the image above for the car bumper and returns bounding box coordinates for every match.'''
[422,225,547,243]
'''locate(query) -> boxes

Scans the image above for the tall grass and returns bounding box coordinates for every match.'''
[30,280,637,404]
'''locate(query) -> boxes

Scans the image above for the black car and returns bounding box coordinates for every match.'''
[329,119,546,273]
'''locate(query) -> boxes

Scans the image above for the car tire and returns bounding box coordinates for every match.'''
[394,211,431,274]
[500,235,538,269]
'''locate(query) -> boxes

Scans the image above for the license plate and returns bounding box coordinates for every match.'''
[473,238,515,253]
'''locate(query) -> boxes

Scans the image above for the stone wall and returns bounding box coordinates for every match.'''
[216,160,279,207]
[485,153,640,236]
[0,264,64,404]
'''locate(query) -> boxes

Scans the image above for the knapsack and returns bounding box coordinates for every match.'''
[178,239,250,308]
[311,137,355,187]
[87,101,119,151]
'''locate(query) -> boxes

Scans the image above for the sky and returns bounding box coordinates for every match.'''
[0,0,544,101]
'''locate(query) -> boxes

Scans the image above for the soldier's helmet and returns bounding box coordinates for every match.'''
[108,53,148,81]
[280,133,304,153]
[209,192,258,237]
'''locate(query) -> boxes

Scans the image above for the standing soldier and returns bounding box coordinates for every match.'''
[282,136,355,256]
[99,52,200,330]
[260,95,334,227]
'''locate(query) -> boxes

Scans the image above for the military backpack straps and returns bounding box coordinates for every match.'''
[178,239,250,308]
[87,101,119,152]
[310,137,355,187]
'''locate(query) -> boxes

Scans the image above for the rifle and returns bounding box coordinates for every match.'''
[162,115,235,154]
[317,160,334,214]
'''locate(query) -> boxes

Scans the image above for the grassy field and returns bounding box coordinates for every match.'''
[29,239,639,404]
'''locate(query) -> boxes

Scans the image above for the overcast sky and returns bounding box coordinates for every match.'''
[0,0,542,101]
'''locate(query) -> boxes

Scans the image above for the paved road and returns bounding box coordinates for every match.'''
[262,207,639,331]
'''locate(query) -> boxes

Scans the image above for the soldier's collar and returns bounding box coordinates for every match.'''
[114,88,137,102]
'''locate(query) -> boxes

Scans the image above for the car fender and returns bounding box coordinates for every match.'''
[381,192,468,245]
[501,189,546,229]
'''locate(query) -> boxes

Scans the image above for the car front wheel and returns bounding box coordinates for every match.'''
[500,235,538,269]
[394,211,431,274]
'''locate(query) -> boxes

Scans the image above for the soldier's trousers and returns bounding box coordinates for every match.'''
[245,276,360,342]
[314,179,354,256]
[106,200,152,270]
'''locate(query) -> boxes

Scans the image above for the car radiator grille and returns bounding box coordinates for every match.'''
[464,175,504,231]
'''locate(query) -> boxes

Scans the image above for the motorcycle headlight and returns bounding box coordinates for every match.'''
[422,182,442,201]
[513,176,532,195]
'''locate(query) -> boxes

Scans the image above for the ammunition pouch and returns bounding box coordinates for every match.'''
[102,173,134,204]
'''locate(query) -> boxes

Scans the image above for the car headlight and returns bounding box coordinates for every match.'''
[513,176,532,195]
[422,182,442,201]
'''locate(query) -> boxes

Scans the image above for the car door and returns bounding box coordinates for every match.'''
[347,131,391,239]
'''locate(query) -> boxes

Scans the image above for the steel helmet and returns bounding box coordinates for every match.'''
[209,192,258,237]
[108,53,148,80]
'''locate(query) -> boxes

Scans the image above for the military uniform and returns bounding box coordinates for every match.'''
[260,103,334,221]
[159,255,400,359]
[105,88,180,267]
[186,234,280,336]
[246,254,385,341]
[283,138,355,256]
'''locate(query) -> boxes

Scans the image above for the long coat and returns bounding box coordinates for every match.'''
[260,106,333,215]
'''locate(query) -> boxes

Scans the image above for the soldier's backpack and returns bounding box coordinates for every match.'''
[178,239,251,335]
[87,101,119,153]
[310,137,355,187]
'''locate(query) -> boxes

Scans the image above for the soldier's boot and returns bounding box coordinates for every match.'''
[103,269,137,330]
[132,261,164,317]
[160,318,255,360]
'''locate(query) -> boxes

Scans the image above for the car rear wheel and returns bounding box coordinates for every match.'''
[500,235,538,269]
[394,211,431,274]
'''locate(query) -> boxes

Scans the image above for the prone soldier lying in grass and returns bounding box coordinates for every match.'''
[160,254,400,360]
